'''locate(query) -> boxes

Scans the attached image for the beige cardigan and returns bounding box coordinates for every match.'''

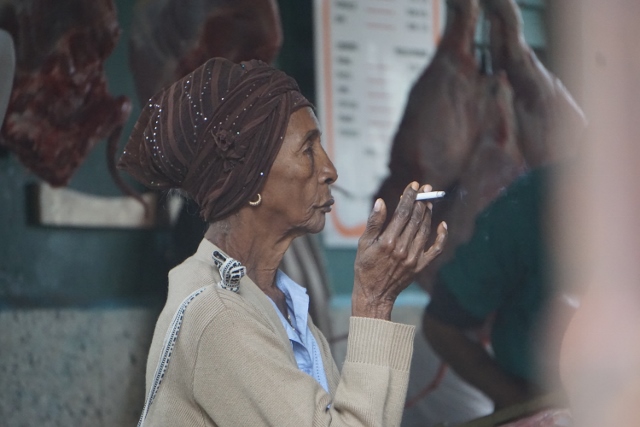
[143,238,415,426]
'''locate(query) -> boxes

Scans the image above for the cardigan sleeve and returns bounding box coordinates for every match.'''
[193,310,415,427]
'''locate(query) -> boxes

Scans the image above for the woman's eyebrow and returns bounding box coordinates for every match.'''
[301,129,321,145]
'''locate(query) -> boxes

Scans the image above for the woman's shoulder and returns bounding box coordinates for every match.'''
[167,255,274,334]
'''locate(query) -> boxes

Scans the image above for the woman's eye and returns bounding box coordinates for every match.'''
[304,145,314,156]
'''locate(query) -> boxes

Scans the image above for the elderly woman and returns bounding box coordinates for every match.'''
[119,58,447,427]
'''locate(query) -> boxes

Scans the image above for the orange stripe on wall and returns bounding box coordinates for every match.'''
[323,0,441,240]
[434,0,441,44]
[322,0,367,238]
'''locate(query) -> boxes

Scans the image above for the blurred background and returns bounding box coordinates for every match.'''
[1,0,639,426]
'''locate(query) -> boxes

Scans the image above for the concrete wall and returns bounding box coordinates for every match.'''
[0,308,157,426]
[0,303,491,427]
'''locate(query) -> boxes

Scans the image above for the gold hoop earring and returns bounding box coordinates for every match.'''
[248,193,262,206]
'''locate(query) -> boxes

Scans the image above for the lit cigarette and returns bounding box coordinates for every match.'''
[415,191,446,201]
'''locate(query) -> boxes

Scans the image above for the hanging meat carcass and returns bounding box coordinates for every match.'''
[129,0,282,104]
[374,0,524,290]
[483,0,587,167]
[0,0,131,187]
[377,0,489,199]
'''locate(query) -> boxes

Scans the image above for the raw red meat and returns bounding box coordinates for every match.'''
[0,0,131,187]
[129,0,282,104]
[374,0,524,290]
[377,0,487,199]
[483,0,586,167]
[435,74,524,259]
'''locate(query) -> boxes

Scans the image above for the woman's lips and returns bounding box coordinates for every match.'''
[319,198,334,213]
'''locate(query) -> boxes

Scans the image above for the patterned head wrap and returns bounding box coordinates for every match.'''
[118,57,312,222]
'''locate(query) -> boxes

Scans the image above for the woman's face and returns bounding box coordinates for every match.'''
[259,107,337,234]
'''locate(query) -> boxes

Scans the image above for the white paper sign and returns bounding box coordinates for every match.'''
[314,0,444,247]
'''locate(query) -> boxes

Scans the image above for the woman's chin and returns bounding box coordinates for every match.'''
[305,215,326,235]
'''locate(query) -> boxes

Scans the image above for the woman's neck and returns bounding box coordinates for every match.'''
[203,215,295,295]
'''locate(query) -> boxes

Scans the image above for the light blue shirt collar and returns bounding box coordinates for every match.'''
[268,270,329,393]
[274,270,309,341]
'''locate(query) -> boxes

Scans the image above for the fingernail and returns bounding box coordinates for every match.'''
[442,221,448,230]
[424,184,432,192]
[411,182,419,191]
[374,199,382,212]
[427,202,433,210]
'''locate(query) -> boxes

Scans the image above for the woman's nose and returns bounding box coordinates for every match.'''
[319,148,338,184]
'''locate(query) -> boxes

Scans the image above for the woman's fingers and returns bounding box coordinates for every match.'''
[358,198,387,249]
[379,181,420,246]
[416,221,448,271]
[393,185,432,265]
[357,182,443,293]
[405,197,434,267]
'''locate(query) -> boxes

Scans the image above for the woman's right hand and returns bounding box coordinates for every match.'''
[352,182,448,320]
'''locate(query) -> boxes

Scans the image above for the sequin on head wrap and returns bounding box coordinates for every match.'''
[117,58,312,222]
